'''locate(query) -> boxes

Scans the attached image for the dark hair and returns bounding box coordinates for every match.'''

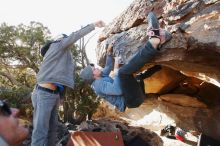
[0,100,11,116]
[40,40,53,57]
[40,34,68,57]
[90,63,95,67]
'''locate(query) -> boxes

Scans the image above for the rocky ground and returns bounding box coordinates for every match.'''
[21,117,199,146]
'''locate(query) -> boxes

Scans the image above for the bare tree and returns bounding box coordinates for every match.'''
[78,26,97,68]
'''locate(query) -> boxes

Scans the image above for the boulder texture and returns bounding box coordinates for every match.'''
[93,0,220,143]
[143,66,185,94]
[96,0,220,87]
[158,94,208,108]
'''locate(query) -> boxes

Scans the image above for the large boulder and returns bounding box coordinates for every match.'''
[96,0,220,87]
[93,0,220,142]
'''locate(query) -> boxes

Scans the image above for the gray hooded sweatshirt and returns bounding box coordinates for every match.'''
[37,24,95,88]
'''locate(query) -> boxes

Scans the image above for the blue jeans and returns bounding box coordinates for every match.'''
[118,41,158,108]
[31,88,60,146]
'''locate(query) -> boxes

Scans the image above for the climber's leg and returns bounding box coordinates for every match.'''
[118,12,171,108]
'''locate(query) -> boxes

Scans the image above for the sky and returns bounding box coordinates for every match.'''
[0,0,133,64]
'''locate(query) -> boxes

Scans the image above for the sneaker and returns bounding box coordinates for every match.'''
[158,29,172,45]
[147,12,159,30]
[147,12,172,46]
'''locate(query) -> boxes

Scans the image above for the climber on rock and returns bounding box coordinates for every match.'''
[80,12,172,112]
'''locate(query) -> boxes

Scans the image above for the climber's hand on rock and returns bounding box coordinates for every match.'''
[106,44,113,55]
